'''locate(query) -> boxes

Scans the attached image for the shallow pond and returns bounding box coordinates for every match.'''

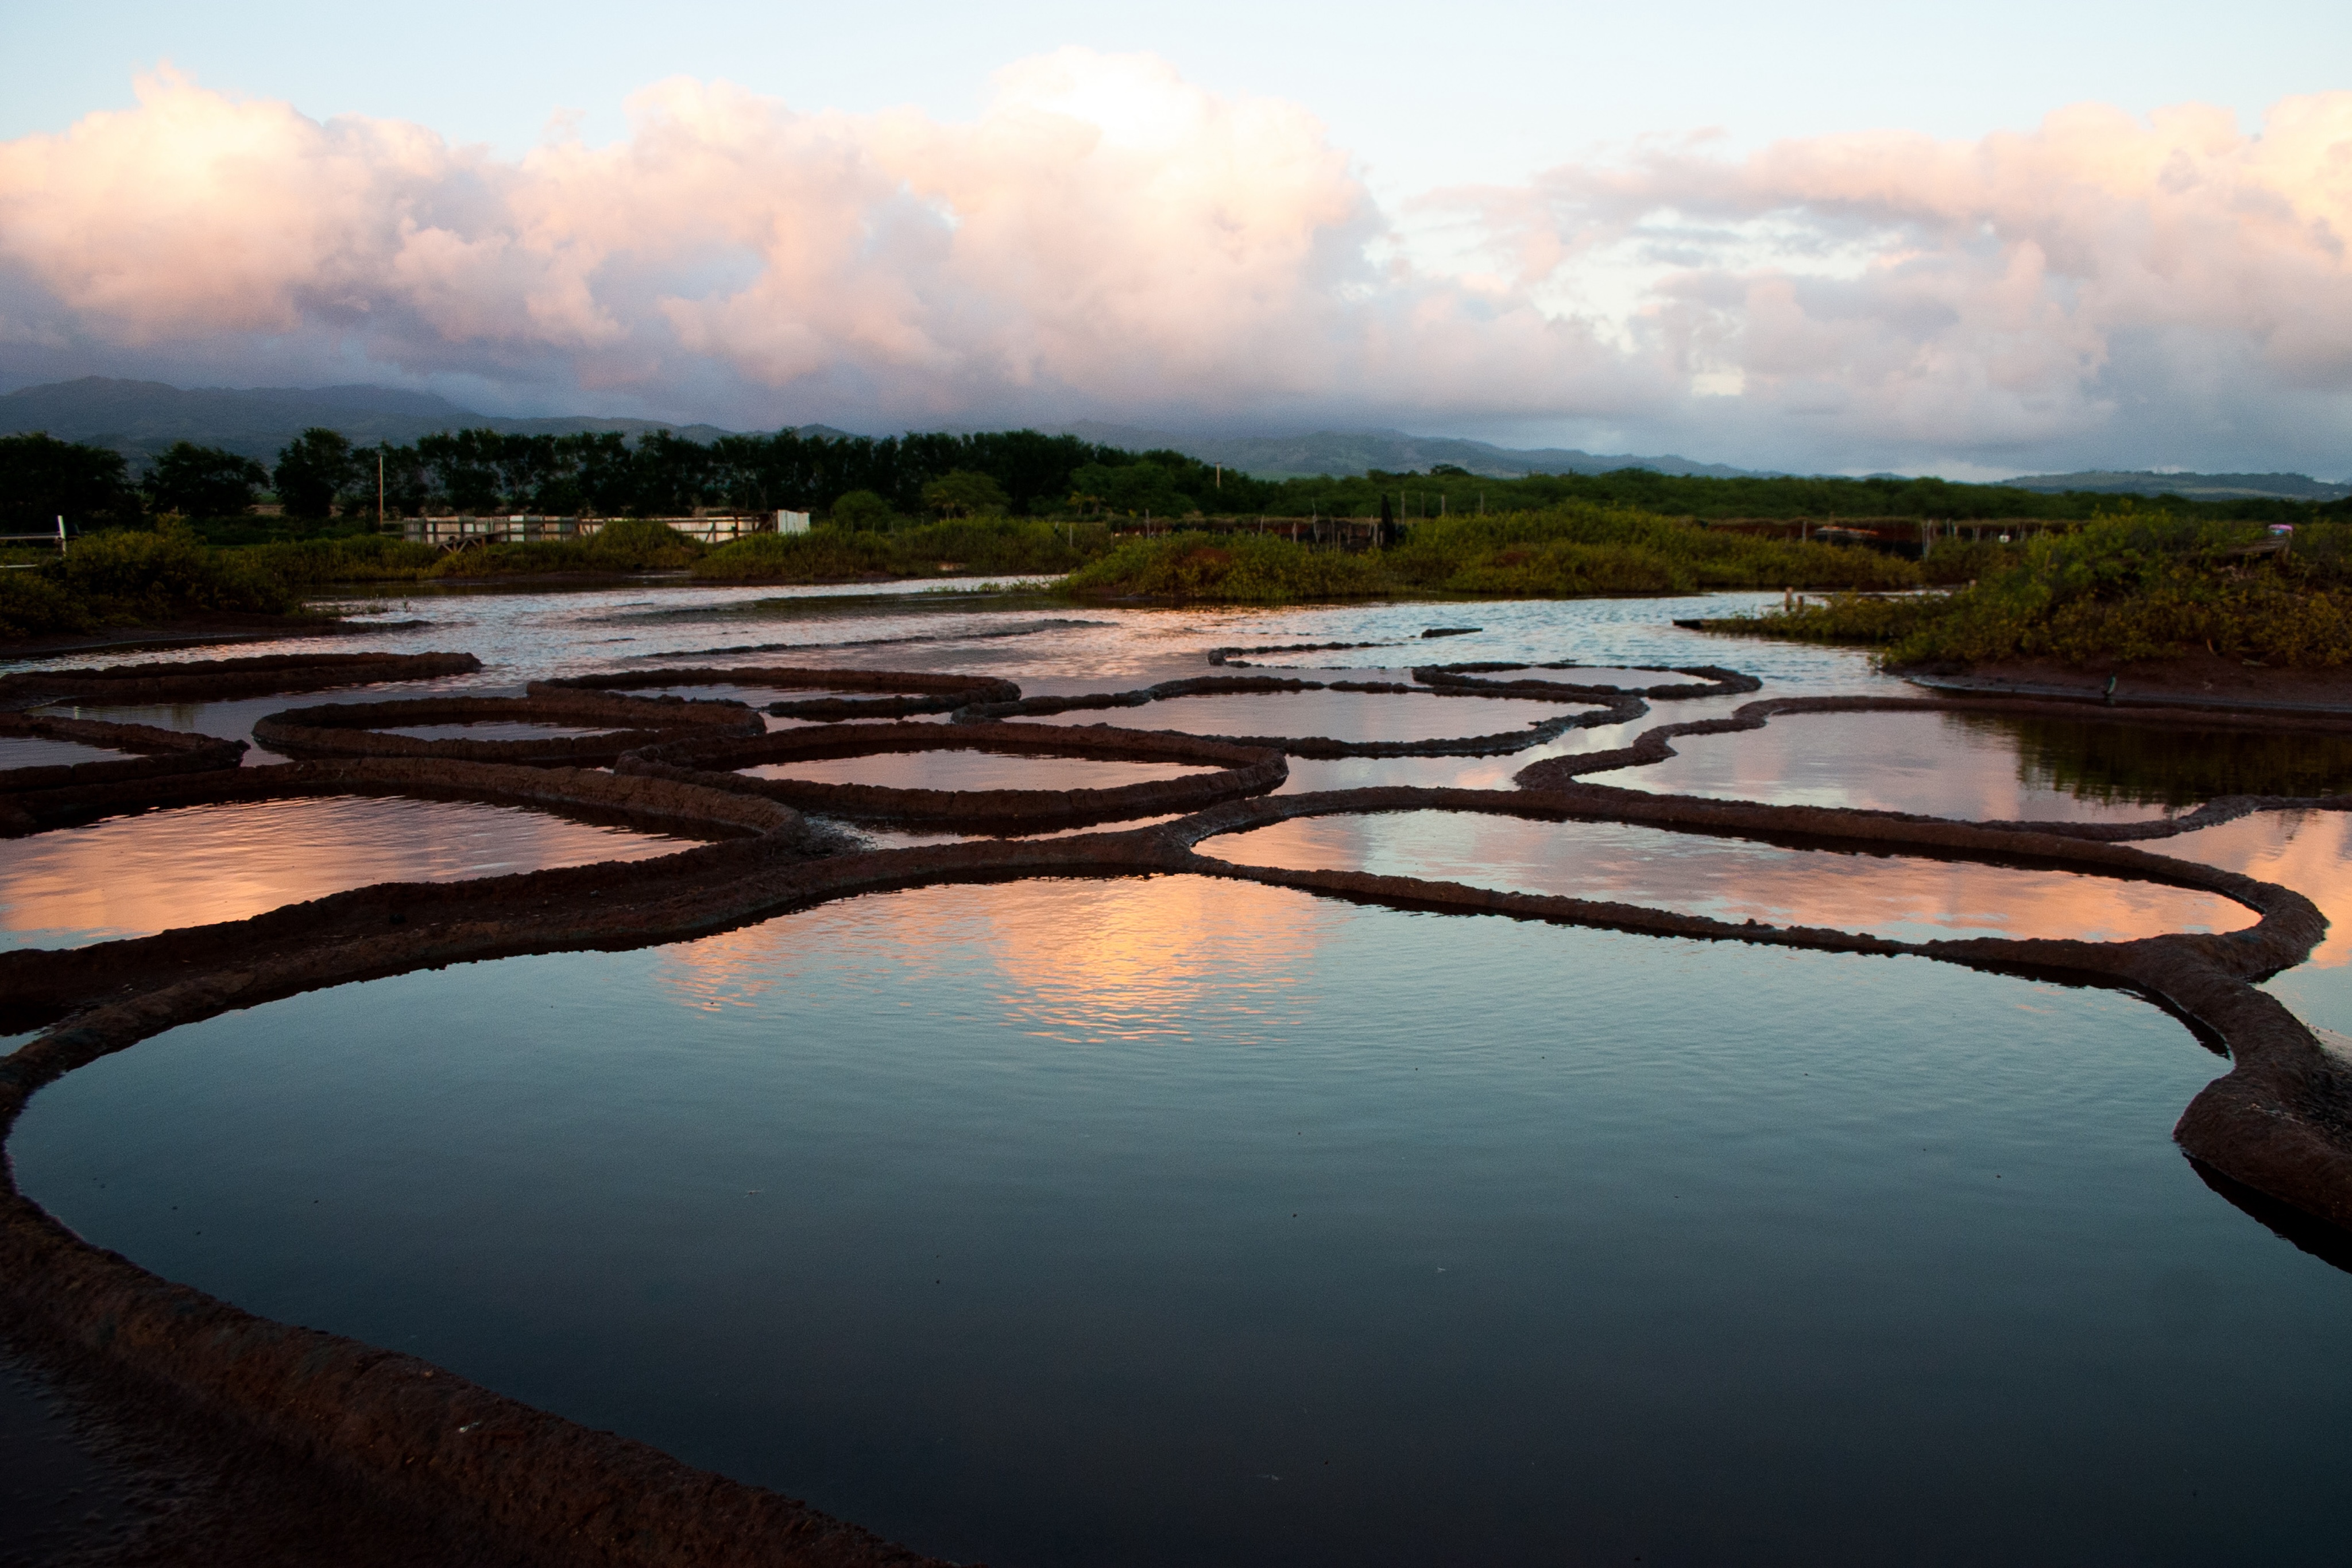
[17,877,2352,1566]
[1023,688,1588,745]
[744,750,1214,791]
[0,735,127,769]
[0,797,691,950]
[1615,709,2352,822]
[1200,809,2254,944]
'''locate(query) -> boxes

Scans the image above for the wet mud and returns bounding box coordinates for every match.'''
[0,717,244,802]
[544,665,1021,721]
[254,687,765,766]
[621,719,1286,833]
[954,672,1627,756]
[1,652,482,710]
[8,656,2352,1564]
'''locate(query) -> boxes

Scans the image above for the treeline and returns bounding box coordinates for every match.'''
[0,428,1270,532]
[10,426,2351,540]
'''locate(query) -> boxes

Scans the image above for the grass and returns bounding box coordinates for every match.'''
[1693,514,2352,667]
[0,529,303,640]
[1060,505,1922,603]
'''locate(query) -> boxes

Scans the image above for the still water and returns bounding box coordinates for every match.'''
[1200,809,2254,944]
[1616,709,2352,822]
[745,751,1214,791]
[0,796,690,950]
[17,877,2352,1566]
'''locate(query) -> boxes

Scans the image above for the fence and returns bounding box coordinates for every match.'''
[400,512,808,549]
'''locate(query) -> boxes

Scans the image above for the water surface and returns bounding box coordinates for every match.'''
[745,751,1213,791]
[17,877,2352,1566]
[1201,810,2254,944]
[0,797,690,950]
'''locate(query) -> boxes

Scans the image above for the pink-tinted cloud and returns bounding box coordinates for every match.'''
[1438,94,2352,464]
[1,57,2347,472]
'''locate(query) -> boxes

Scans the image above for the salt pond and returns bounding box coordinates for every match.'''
[16,877,2352,1565]
[8,582,2352,1562]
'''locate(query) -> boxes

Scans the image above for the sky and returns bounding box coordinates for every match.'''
[2,0,2349,478]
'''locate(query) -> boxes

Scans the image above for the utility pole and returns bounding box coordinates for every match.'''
[378,451,386,533]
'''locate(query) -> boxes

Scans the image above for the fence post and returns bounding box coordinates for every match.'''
[56,514,66,557]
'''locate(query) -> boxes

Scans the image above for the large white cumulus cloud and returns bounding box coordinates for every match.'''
[2,55,2349,471]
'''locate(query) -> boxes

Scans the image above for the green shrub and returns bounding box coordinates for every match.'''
[1701,514,2352,668]
[0,528,301,639]
[1063,533,1391,603]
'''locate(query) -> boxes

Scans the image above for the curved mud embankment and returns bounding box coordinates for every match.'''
[621,718,1286,831]
[9,655,2352,1563]
[256,686,765,765]
[1,651,482,709]
[0,713,245,800]
[953,672,1633,757]
[545,665,1022,721]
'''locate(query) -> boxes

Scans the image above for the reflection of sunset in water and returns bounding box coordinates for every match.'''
[650,877,1320,1045]
[743,752,1212,790]
[1200,810,2250,944]
[2160,810,2352,1039]
[1624,711,2175,822]
[0,797,689,951]
[1026,690,1583,744]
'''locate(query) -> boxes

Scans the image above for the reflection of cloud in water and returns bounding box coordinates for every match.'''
[2160,810,2352,1039]
[1202,811,2250,945]
[1626,712,2176,823]
[0,797,687,950]
[2165,812,2352,967]
[650,878,1320,1046]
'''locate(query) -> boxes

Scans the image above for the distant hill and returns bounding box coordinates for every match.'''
[0,377,738,469]
[1047,421,1774,481]
[2001,469,2352,503]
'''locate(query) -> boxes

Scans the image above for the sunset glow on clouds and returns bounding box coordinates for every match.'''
[2,52,2348,474]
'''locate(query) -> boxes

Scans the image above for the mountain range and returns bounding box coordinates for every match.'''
[5,378,2347,499]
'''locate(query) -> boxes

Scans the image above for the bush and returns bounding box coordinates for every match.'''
[1063,533,1390,603]
[0,527,301,640]
[1700,514,2352,668]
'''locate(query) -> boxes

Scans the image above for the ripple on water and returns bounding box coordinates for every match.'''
[14,877,2352,1566]
[0,796,691,950]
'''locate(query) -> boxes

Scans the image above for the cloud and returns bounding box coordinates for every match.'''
[1432,95,2352,467]
[1,57,2348,473]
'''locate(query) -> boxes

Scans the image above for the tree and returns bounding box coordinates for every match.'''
[0,433,144,532]
[273,428,357,518]
[150,441,266,517]
[831,490,894,531]
[921,469,1009,519]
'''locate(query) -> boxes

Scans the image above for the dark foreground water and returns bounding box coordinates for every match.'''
[17,876,2352,1566]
